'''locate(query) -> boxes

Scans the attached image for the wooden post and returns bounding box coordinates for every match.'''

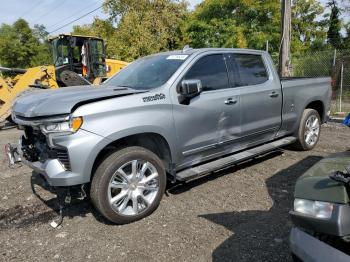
[279,0,292,77]
[339,62,344,112]
[333,49,337,67]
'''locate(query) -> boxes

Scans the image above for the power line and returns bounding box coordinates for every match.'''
[49,5,103,34]
[20,0,43,18]
[47,1,102,30]
[32,0,68,24]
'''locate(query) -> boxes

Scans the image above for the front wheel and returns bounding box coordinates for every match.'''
[90,146,166,224]
[293,109,321,151]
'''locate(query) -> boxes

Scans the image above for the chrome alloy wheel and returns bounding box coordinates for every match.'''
[108,160,159,216]
[304,115,320,147]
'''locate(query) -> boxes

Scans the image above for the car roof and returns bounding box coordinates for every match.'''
[154,48,267,56]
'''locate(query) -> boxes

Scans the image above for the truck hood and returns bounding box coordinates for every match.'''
[294,152,350,204]
[12,85,146,118]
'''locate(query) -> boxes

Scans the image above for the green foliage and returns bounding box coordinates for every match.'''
[291,50,335,77]
[0,19,51,68]
[69,0,349,62]
[327,0,343,49]
[182,0,328,54]
[344,22,350,49]
[73,18,116,56]
[182,0,280,52]
[73,0,188,61]
[106,0,188,61]
[292,0,328,52]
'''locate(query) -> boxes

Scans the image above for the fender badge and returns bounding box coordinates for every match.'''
[142,93,166,102]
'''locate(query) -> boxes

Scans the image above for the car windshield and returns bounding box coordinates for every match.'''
[104,54,189,90]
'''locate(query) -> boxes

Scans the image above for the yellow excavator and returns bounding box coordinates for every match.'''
[0,34,128,125]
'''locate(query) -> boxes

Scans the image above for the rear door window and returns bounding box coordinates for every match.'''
[233,54,268,86]
[183,54,230,91]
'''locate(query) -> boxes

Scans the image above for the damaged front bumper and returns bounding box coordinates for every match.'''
[6,128,106,187]
[21,157,84,186]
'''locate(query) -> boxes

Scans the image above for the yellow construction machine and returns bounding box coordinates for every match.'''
[0,34,128,125]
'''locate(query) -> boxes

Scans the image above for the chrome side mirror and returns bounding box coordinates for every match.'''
[178,79,202,97]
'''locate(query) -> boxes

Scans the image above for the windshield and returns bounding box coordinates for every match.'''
[90,39,106,77]
[51,38,70,67]
[104,54,189,90]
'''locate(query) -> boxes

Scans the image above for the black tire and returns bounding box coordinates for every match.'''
[90,146,166,224]
[291,253,302,262]
[293,109,321,151]
[6,115,15,124]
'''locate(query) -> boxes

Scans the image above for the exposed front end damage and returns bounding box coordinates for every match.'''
[7,114,105,187]
[6,114,106,227]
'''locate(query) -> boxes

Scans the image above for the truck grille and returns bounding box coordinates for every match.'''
[55,149,71,170]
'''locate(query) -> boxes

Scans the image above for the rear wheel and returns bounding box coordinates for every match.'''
[90,146,166,224]
[293,109,321,151]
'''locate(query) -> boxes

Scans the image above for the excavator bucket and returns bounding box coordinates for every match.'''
[105,59,129,78]
[0,65,58,124]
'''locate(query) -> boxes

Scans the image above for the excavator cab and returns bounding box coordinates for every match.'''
[50,34,107,86]
[0,34,128,125]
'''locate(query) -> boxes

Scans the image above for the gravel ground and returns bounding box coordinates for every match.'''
[0,123,349,262]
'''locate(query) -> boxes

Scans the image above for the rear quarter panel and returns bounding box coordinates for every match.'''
[279,77,331,136]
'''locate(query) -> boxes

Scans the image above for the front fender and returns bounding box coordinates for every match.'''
[82,125,178,180]
[104,125,178,160]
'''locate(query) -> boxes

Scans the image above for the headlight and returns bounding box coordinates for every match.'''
[294,198,334,219]
[40,116,83,134]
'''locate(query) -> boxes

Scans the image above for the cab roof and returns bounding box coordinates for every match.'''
[48,33,104,41]
[151,47,267,57]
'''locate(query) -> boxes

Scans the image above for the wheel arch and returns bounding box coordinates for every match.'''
[305,100,325,122]
[90,132,174,181]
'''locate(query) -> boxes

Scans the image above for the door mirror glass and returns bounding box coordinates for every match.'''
[178,79,202,97]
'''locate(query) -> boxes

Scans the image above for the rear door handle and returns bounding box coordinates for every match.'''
[269,91,279,98]
[224,98,238,105]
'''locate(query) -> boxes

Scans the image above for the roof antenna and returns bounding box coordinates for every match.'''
[182,45,192,53]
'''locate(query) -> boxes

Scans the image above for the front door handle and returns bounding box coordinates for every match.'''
[224,98,238,105]
[269,91,279,98]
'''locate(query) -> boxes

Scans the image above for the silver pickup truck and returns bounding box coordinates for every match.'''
[7,48,331,224]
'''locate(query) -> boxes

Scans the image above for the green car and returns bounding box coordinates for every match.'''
[290,151,350,261]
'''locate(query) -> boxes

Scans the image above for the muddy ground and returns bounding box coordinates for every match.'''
[0,123,349,262]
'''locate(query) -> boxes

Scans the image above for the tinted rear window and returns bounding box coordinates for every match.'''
[233,54,268,86]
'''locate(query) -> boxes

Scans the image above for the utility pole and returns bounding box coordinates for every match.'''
[279,0,292,77]
[266,40,269,52]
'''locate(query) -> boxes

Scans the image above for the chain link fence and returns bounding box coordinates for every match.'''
[331,54,350,114]
[271,49,350,115]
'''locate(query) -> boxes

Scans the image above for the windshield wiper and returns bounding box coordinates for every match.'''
[117,85,134,88]
[115,85,151,91]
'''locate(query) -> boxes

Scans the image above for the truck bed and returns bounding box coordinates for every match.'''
[278,76,332,137]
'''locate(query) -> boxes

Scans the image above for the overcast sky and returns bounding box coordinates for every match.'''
[0,0,203,35]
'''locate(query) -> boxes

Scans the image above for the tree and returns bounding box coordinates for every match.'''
[327,0,343,49]
[292,0,327,52]
[182,0,281,52]
[0,19,51,68]
[183,0,329,54]
[102,0,188,61]
[344,22,350,48]
[73,18,116,57]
